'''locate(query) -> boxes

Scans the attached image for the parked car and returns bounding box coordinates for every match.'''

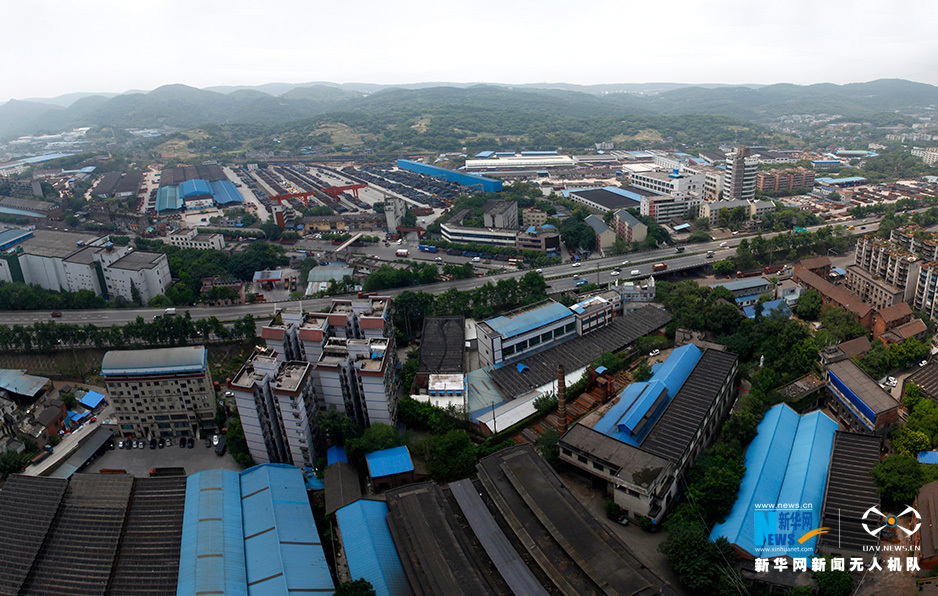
[118,440,125,449]
[149,439,157,449]
[158,438,164,449]
[212,434,219,446]
[649,349,660,357]
[188,437,195,448]
[205,437,212,448]
[179,438,187,449]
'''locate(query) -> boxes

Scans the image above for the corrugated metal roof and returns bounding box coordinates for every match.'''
[156,185,182,211]
[211,180,244,204]
[241,464,334,595]
[327,445,347,465]
[742,299,792,319]
[336,500,411,596]
[47,427,113,479]
[180,179,213,198]
[923,451,938,464]
[366,446,414,479]
[482,301,573,340]
[710,405,837,558]
[0,369,48,397]
[102,346,206,377]
[177,470,247,596]
[79,390,105,409]
[708,277,772,293]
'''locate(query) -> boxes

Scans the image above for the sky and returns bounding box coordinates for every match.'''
[4,0,938,103]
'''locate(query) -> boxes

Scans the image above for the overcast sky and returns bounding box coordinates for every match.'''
[4,0,937,102]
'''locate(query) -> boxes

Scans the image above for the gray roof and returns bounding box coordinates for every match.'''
[584,214,610,235]
[907,361,938,400]
[476,444,677,595]
[418,317,465,374]
[47,427,113,479]
[826,359,900,416]
[101,346,207,377]
[107,251,164,271]
[641,348,738,462]
[614,208,644,227]
[569,188,641,210]
[17,230,104,259]
[817,432,881,555]
[324,461,361,515]
[306,265,355,284]
[560,423,670,489]
[35,405,63,428]
[0,369,49,398]
[490,305,672,399]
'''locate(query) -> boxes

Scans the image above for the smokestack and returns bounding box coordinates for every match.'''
[557,365,567,435]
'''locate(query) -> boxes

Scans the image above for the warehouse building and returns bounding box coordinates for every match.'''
[397,159,502,193]
[476,300,576,368]
[335,499,412,596]
[825,358,901,433]
[102,346,216,440]
[567,186,645,213]
[560,344,738,523]
[707,277,774,307]
[155,164,243,212]
[711,405,838,560]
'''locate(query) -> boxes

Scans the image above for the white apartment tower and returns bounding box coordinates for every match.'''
[724,147,758,201]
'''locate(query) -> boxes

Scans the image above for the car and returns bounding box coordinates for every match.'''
[158,438,165,449]
[535,269,543,273]
[90,416,96,423]
[224,391,234,398]
[472,256,481,262]
[720,242,728,247]
[622,260,629,265]
[732,231,739,235]
[50,311,62,318]
[149,439,157,449]
[435,256,443,261]
[571,262,581,268]
[610,270,620,276]
[179,438,187,449]
[165,437,172,447]
[861,226,866,230]
[649,349,660,357]
[922,360,930,367]
[125,440,132,450]
[135,440,142,449]
[212,434,220,446]
[887,376,898,387]
[118,440,125,449]
[188,437,195,448]
[205,437,212,448]
[108,440,115,450]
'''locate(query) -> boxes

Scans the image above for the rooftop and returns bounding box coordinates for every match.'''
[478,300,573,341]
[272,362,309,392]
[876,301,913,323]
[101,346,207,377]
[0,369,49,397]
[827,358,901,419]
[17,229,104,259]
[335,500,411,596]
[817,432,881,554]
[366,446,414,479]
[921,480,938,562]
[418,317,465,374]
[707,276,772,293]
[107,250,164,271]
[710,405,838,558]
[324,461,362,515]
[568,187,642,210]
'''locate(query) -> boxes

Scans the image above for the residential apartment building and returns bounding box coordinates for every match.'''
[724,147,758,201]
[584,215,617,252]
[515,225,561,253]
[852,233,922,302]
[845,265,906,311]
[639,194,703,224]
[163,228,225,250]
[570,291,620,335]
[756,167,816,192]
[521,207,548,227]
[698,199,752,227]
[912,147,938,166]
[102,346,216,440]
[611,208,648,243]
[477,300,577,368]
[316,337,399,427]
[629,169,705,200]
[682,164,725,200]
[914,262,938,319]
[230,350,318,467]
[440,222,517,247]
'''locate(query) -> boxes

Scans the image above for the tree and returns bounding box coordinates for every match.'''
[659,521,738,593]
[891,427,931,456]
[536,429,560,468]
[533,394,557,415]
[225,416,254,468]
[316,407,363,447]
[688,230,711,243]
[871,454,925,505]
[0,451,31,476]
[425,430,478,483]
[260,220,283,240]
[795,289,821,320]
[345,423,402,468]
[333,579,376,596]
[60,391,78,409]
[815,568,855,596]
[130,281,142,306]
[633,359,652,382]
[712,259,736,277]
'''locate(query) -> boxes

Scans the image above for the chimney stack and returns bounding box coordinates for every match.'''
[557,365,567,435]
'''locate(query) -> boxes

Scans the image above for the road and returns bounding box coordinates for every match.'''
[0,220,881,327]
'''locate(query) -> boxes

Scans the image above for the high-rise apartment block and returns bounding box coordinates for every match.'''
[233,297,400,468]
[724,147,758,201]
[755,167,816,192]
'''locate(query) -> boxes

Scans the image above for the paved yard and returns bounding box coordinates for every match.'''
[85,438,245,477]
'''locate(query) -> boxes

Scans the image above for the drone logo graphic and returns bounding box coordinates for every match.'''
[861,506,921,537]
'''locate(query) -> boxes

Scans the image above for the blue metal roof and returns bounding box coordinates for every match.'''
[241,464,334,595]
[336,500,411,596]
[482,302,573,340]
[597,344,702,445]
[816,176,867,185]
[366,446,414,479]
[828,369,876,428]
[327,445,348,465]
[0,229,32,250]
[177,470,247,596]
[742,299,792,319]
[156,185,182,211]
[672,223,691,231]
[79,390,105,409]
[211,179,244,204]
[921,451,938,464]
[397,159,502,193]
[475,151,495,159]
[710,405,837,558]
[180,179,213,197]
[0,369,48,397]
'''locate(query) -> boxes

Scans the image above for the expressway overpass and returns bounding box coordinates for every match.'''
[0,220,880,327]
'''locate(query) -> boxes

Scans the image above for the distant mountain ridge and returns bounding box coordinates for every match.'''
[1,79,935,141]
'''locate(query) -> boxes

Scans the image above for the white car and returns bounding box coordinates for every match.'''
[571,262,581,268]
[622,260,630,265]
[435,256,443,261]
[535,269,543,273]
[921,360,929,367]
[212,434,220,446]
[610,270,620,276]
[887,376,898,387]
[649,349,660,357]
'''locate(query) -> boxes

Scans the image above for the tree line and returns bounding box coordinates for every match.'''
[0,313,257,352]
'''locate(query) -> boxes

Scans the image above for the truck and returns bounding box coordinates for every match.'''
[164,308,176,317]
[652,263,667,272]
[396,249,410,257]
[215,435,227,456]
[706,251,714,258]
[418,244,438,253]
[30,445,54,466]
[737,265,784,278]
[675,247,685,253]
[574,279,588,287]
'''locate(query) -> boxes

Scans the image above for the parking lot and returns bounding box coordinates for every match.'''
[86,437,244,477]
